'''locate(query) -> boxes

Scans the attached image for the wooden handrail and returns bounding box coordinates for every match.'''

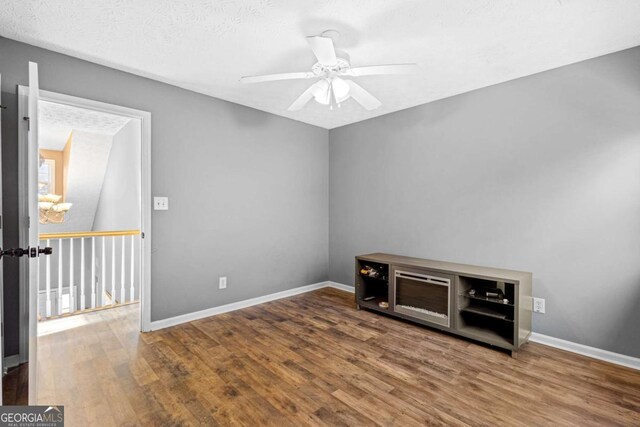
[39,229,141,240]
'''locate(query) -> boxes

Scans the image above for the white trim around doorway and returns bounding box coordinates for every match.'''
[18,88,152,338]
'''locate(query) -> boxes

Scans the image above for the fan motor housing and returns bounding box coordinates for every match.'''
[312,51,351,76]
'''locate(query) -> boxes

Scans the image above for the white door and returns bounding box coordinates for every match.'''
[27,62,41,404]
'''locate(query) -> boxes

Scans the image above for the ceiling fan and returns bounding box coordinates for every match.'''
[240,30,418,111]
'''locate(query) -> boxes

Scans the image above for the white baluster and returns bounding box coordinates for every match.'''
[58,239,63,315]
[69,238,75,313]
[120,236,125,304]
[101,237,106,307]
[111,236,116,305]
[45,239,51,318]
[129,234,135,302]
[91,237,96,309]
[80,238,86,310]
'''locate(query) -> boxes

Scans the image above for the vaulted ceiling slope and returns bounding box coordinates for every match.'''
[2,1,640,129]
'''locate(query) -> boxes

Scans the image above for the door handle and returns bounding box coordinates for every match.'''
[0,246,53,260]
[0,247,28,259]
[39,247,53,256]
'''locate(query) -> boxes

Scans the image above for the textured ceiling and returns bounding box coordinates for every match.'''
[3,1,640,129]
[39,100,130,150]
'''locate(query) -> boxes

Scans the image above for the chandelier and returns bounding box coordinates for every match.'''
[39,193,72,224]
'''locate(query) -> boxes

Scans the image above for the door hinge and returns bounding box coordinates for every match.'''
[27,216,31,228]
[141,232,145,239]
[23,116,30,131]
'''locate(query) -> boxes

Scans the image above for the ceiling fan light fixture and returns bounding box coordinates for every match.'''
[312,79,331,105]
[331,77,350,103]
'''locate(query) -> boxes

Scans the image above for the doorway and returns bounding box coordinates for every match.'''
[17,85,151,403]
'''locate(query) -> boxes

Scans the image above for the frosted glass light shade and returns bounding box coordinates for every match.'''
[332,77,350,103]
[312,79,331,105]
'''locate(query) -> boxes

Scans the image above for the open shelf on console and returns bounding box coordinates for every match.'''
[456,323,513,348]
[458,276,515,304]
[456,275,516,347]
[358,296,390,312]
[459,293,514,306]
[355,259,390,311]
[358,275,389,283]
[459,305,514,321]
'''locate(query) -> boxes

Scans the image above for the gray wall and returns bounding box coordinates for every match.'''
[329,46,640,357]
[92,119,142,231]
[0,37,329,350]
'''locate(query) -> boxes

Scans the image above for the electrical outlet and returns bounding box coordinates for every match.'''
[533,297,546,314]
[219,276,227,290]
[154,197,169,210]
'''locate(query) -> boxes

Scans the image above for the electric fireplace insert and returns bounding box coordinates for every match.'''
[393,269,451,327]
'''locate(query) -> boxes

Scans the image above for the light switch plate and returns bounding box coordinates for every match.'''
[154,197,169,210]
[219,276,227,289]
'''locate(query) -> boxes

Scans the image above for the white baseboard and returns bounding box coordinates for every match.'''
[530,333,640,371]
[4,354,21,370]
[150,281,332,331]
[326,281,354,293]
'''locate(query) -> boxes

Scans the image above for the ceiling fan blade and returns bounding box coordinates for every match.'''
[240,71,315,84]
[345,81,381,111]
[288,81,323,111]
[306,36,337,66]
[344,63,419,77]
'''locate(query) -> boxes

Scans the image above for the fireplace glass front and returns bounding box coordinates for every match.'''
[394,270,451,327]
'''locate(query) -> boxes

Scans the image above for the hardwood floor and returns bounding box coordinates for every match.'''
[3,363,29,405]
[37,288,640,426]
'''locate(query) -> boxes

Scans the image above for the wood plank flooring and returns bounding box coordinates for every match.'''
[37,288,640,426]
[3,363,29,405]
